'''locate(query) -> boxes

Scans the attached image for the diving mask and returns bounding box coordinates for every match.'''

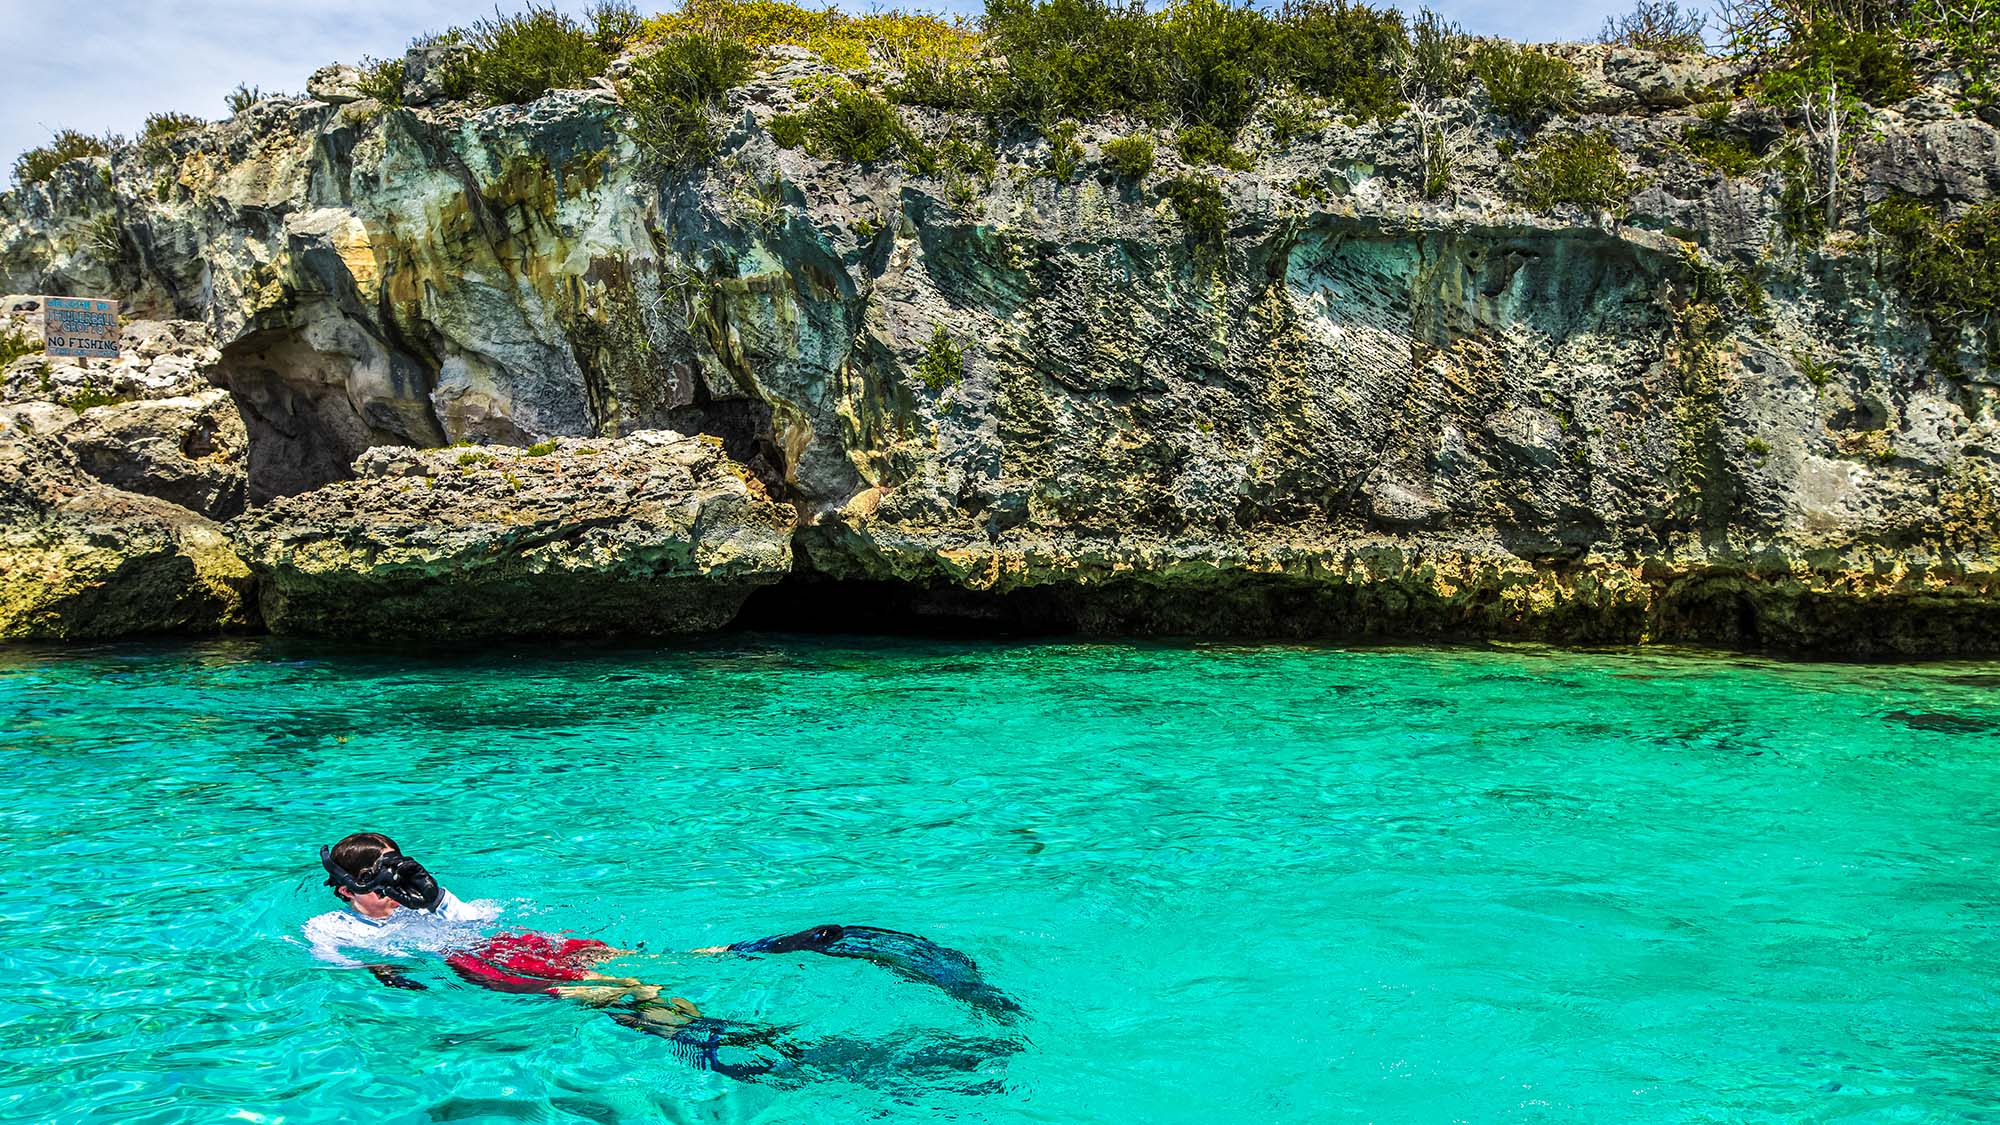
[320,845,442,911]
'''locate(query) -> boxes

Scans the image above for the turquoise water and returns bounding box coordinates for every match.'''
[4,637,2000,1123]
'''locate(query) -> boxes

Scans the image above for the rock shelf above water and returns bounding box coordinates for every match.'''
[2,30,1999,653]
[228,432,794,640]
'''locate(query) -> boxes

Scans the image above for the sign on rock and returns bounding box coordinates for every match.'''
[43,297,120,358]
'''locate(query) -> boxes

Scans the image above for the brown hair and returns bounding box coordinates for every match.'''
[326,831,400,899]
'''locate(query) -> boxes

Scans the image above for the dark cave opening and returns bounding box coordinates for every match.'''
[666,395,789,499]
[730,574,1082,638]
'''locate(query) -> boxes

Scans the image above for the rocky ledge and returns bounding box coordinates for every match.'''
[0,430,252,641]
[3,18,2000,654]
[230,432,793,640]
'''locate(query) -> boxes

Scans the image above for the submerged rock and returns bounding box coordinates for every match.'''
[0,431,254,641]
[230,431,794,640]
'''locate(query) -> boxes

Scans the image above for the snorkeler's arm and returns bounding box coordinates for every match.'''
[367,963,428,991]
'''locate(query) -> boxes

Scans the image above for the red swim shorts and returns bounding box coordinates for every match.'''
[447,931,615,995]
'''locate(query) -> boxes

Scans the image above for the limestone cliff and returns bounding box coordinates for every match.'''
[4,34,1999,653]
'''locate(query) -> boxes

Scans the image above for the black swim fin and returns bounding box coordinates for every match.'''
[727,923,1023,1019]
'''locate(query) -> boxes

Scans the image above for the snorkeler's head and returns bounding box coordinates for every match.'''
[321,831,442,911]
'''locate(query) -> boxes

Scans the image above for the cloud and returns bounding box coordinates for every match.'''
[0,0,1627,179]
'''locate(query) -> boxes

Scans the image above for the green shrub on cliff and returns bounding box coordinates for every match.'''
[12,131,112,186]
[1598,0,1707,53]
[589,0,646,52]
[1103,133,1155,179]
[1160,173,1229,245]
[985,0,1407,130]
[139,113,203,148]
[641,0,980,84]
[1508,131,1635,213]
[1404,8,1469,101]
[225,84,270,114]
[1721,1,1930,112]
[983,0,1168,124]
[1680,119,1758,176]
[0,324,41,368]
[1471,41,1581,128]
[768,80,929,167]
[136,113,203,163]
[1754,23,1915,109]
[1174,123,1251,169]
[355,56,408,106]
[620,32,753,166]
[1042,119,1085,179]
[1871,195,2000,362]
[916,325,965,390]
[466,5,609,104]
[1271,0,1406,121]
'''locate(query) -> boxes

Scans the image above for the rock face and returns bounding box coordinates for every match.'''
[230,432,793,640]
[57,390,248,519]
[0,430,253,640]
[2,41,1999,653]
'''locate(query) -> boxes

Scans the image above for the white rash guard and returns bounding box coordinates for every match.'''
[303,889,500,968]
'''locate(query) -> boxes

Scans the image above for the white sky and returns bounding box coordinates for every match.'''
[0,0,1636,180]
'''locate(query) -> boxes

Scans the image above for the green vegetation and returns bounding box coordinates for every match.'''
[1258,94,1323,146]
[1416,121,1452,198]
[589,0,646,52]
[1794,348,1831,389]
[12,131,111,186]
[83,214,123,264]
[1680,120,1758,176]
[935,131,997,203]
[1508,131,1635,213]
[355,56,408,106]
[1744,436,1772,456]
[1912,0,2000,105]
[916,325,965,390]
[1173,123,1251,169]
[225,84,270,114]
[1403,8,1468,102]
[643,0,979,76]
[1043,119,1084,179]
[1598,0,1707,53]
[620,32,753,165]
[1721,0,1971,116]
[1160,172,1229,245]
[137,113,203,160]
[456,449,496,466]
[0,324,41,368]
[1102,133,1155,179]
[1471,41,1581,129]
[768,80,928,166]
[525,438,562,456]
[1272,0,1406,120]
[1288,174,1331,203]
[1771,143,1826,248]
[985,0,1406,131]
[1871,195,2000,363]
[62,382,128,411]
[465,5,609,104]
[1754,23,1915,109]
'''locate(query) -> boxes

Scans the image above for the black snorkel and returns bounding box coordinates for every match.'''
[320,845,443,912]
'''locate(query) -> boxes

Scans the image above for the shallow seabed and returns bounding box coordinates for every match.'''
[3,635,1999,1124]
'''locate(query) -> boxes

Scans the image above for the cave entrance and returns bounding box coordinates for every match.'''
[665,395,788,499]
[730,574,1081,638]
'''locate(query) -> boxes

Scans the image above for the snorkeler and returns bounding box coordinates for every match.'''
[308,831,673,1006]
[305,832,1022,1088]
